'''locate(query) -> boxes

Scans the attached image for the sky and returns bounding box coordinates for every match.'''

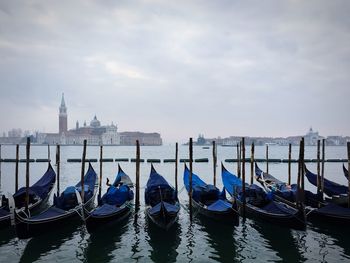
[0,0,349,143]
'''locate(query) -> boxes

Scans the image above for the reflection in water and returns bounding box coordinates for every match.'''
[252,221,303,262]
[19,223,80,263]
[198,216,237,263]
[185,221,195,262]
[145,214,181,262]
[310,223,350,260]
[132,210,143,261]
[85,215,130,262]
[0,228,15,246]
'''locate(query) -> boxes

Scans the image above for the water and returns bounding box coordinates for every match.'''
[0,145,349,262]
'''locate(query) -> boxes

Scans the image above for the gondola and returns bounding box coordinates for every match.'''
[0,163,56,229]
[15,163,97,238]
[221,164,305,230]
[255,163,350,224]
[305,166,348,206]
[145,165,180,230]
[86,165,134,232]
[183,164,238,224]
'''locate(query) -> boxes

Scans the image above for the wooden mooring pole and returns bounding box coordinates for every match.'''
[250,142,255,185]
[15,144,19,192]
[288,143,292,185]
[213,141,217,187]
[56,145,60,196]
[301,138,305,205]
[175,142,178,192]
[321,139,325,196]
[317,140,321,195]
[135,140,140,208]
[189,137,193,222]
[80,140,87,203]
[237,143,241,178]
[347,142,350,208]
[0,145,1,187]
[242,137,246,218]
[48,144,50,163]
[99,145,103,200]
[266,144,269,174]
[25,137,30,213]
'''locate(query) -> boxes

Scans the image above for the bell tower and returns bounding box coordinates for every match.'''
[59,93,68,134]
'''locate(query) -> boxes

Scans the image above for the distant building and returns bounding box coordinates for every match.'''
[304,127,320,146]
[119,132,162,146]
[36,94,161,145]
[59,93,68,134]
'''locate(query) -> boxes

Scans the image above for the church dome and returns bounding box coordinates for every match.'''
[90,115,101,128]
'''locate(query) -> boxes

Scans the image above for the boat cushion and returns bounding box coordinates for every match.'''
[92,204,121,216]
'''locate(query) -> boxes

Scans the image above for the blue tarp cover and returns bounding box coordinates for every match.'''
[149,201,179,216]
[30,206,66,220]
[183,165,221,203]
[305,168,348,196]
[13,164,56,201]
[0,207,10,217]
[92,204,121,216]
[261,201,296,215]
[102,185,131,206]
[316,203,350,217]
[207,200,231,212]
[145,166,177,206]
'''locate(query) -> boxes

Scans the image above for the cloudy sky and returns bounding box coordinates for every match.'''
[0,0,349,143]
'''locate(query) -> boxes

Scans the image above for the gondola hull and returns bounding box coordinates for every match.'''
[236,199,306,230]
[0,213,10,229]
[86,203,132,232]
[192,199,239,224]
[146,202,180,230]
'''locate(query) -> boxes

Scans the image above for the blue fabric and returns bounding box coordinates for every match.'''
[112,166,133,187]
[261,201,296,215]
[30,207,66,220]
[305,168,348,196]
[0,207,10,217]
[221,165,243,196]
[13,164,56,203]
[183,165,221,203]
[102,185,131,206]
[149,201,179,216]
[145,166,177,207]
[92,204,121,216]
[316,203,350,217]
[207,200,231,212]
[55,163,97,210]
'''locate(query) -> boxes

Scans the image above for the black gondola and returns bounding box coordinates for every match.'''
[15,163,97,238]
[0,163,56,229]
[222,164,305,230]
[255,163,350,225]
[183,164,239,224]
[145,165,180,230]
[86,165,134,232]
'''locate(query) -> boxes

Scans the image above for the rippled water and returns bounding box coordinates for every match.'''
[0,145,349,262]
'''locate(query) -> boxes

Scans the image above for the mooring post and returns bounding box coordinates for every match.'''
[135,140,140,208]
[15,144,19,192]
[80,140,87,203]
[321,139,325,195]
[301,138,305,205]
[317,140,321,195]
[25,137,30,213]
[266,144,269,174]
[99,145,103,200]
[297,139,302,207]
[250,142,255,185]
[347,142,350,208]
[242,137,246,218]
[213,141,217,187]
[48,144,50,163]
[189,137,193,222]
[56,144,60,196]
[175,142,178,192]
[288,143,291,185]
[236,143,240,178]
[0,145,1,187]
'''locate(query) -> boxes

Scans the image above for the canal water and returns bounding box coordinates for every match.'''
[0,145,349,262]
